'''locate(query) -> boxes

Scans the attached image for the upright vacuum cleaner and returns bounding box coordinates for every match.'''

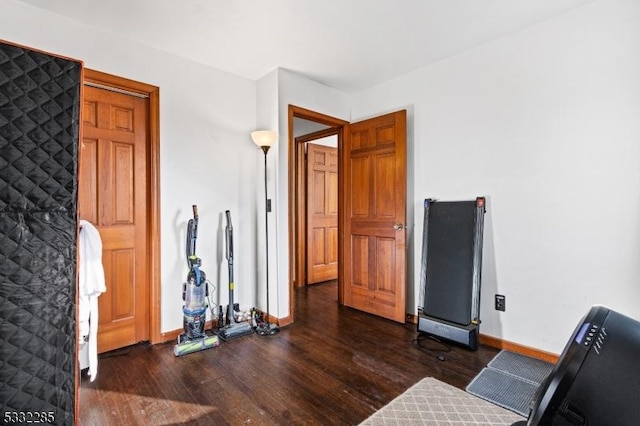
[174,205,220,356]
[218,210,254,341]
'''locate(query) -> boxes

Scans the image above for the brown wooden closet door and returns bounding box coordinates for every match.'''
[78,85,149,353]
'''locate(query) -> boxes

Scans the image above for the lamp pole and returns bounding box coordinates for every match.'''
[252,130,279,336]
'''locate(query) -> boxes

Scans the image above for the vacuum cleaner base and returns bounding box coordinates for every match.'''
[218,321,253,341]
[174,333,220,357]
[256,322,280,336]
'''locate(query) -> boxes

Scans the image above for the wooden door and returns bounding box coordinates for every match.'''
[342,110,407,323]
[78,85,149,353]
[306,143,338,284]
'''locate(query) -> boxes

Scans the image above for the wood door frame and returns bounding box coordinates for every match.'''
[82,69,162,344]
[288,105,348,323]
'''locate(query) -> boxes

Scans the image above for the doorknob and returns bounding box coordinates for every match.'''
[393,223,405,230]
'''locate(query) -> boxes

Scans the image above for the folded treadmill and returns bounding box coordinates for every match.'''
[417,197,486,350]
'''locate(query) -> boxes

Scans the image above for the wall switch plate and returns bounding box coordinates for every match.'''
[495,294,506,311]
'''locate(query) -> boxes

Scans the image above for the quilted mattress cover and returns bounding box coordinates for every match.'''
[0,41,81,425]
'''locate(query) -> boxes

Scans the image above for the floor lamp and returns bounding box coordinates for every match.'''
[251,130,280,336]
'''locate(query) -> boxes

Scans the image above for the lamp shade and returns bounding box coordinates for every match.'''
[251,130,277,148]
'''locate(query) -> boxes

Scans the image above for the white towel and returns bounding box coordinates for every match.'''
[78,219,106,382]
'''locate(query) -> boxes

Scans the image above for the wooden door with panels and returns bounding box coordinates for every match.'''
[342,110,407,323]
[78,76,150,353]
[306,143,338,284]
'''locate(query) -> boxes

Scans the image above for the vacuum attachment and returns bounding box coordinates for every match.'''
[256,322,280,336]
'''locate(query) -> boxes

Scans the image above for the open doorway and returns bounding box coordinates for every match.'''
[288,106,408,325]
[295,123,339,286]
[288,106,348,322]
[303,138,338,285]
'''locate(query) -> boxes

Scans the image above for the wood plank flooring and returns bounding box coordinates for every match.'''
[79,281,499,425]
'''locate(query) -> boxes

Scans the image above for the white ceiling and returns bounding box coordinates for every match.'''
[17,0,594,93]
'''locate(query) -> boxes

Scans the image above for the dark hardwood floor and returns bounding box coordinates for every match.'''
[79,281,499,425]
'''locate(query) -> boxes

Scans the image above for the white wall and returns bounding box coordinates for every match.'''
[0,0,258,333]
[308,135,338,148]
[350,0,640,354]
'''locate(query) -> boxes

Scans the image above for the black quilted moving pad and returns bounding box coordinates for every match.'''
[1,41,81,425]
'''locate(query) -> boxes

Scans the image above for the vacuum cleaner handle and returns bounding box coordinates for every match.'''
[225,209,232,228]
[225,210,233,263]
[191,205,199,240]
